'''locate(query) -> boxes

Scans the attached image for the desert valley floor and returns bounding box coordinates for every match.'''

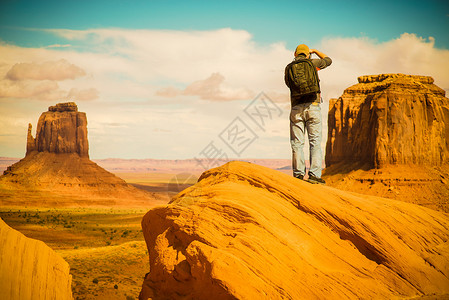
[0,171,200,300]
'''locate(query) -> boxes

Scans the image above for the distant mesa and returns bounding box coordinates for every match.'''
[324,74,449,212]
[0,102,161,207]
[139,161,449,299]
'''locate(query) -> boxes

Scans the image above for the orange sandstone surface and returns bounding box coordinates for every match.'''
[0,218,73,300]
[139,161,449,299]
[324,74,449,212]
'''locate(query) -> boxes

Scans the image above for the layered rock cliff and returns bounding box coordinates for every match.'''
[326,74,449,168]
[324,74,449,212]
[27,102,89,157]
[139,161,449,299]
[0,218,73,300]
[0,102,162,207]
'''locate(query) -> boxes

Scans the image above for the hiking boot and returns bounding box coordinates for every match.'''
[294,174,304,180]
[307,174,326,185]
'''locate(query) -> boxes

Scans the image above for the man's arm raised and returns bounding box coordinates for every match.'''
[309,49,332,69]
[309,49,329,59]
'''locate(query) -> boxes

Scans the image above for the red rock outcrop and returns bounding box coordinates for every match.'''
[326,74,449,168]
[324,74,449,212]
[0,218,73,300]
[27,102,89,157]
[0,102,163,207]
[139,161,449,299]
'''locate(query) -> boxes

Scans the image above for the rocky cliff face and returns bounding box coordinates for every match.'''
[139,161,449,299]
[0,218,73,300]
[27,102,89,158]
[324,74,449,212]
[326,74,449,168]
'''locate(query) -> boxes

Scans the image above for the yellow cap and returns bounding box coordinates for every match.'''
[295,44,309,57]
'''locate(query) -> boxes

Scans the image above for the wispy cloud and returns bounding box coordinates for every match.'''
[46,44,72,48]
[318,33,449,100]
[157,72,255,101]
[67,87,99,101]
[0,58,98,101]
[0,79,63,100]
[6,59,85,81]
[1,28,448,159]
[40,28,291,97]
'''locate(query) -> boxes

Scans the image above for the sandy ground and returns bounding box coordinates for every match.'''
[2,167,447,299]
[0,207,150,299]
[0,172,189,300]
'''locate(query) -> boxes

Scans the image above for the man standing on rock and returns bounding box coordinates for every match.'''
[284,44,332,184]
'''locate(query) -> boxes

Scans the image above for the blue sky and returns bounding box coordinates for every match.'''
[2,0,449,49]
[0,0,448,161]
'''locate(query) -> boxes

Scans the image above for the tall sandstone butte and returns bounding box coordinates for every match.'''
[326,74,449,168]
[1,102,162,207]
[27,102,89,157]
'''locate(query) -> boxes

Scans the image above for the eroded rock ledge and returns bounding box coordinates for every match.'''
[139,161,449,299]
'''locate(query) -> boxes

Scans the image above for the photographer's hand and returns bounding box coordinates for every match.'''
[309,49,328,59]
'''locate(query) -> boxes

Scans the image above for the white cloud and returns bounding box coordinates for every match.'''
[185,72,254,101]
[6,59,86,81]
[0,55,98,101]
[1,29,448,159]
[156,86,182,98]
[46,44,72,48]
[0,78,99,101]
[158,72,255,101]
[318,33,449,101]
[0,79,64,100]
[42,28,291,97]
[67,87,99,101]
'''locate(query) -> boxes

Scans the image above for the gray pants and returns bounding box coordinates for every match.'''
[290,102,323,178]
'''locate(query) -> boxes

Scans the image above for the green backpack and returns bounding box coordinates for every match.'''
[286,58,320,96]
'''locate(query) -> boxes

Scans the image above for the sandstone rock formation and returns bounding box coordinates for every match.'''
[0,218,73,300]
[27,102,89,157]
[326,74,449,168]
[139,161,449,299]
[324,74,449,212]
[0,102,162,207]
